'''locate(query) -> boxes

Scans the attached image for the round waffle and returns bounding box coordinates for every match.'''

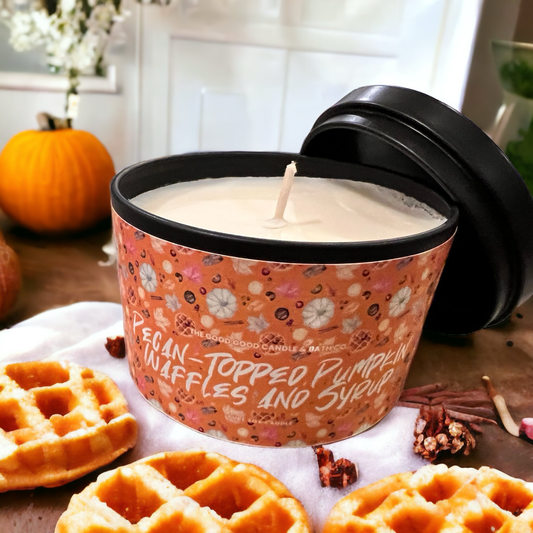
[55,449,311,532]
[0,360,137,491]
[324,464,533,532]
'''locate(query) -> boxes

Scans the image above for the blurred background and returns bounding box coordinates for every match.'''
[2,0,532,169]
[1,0,533,325]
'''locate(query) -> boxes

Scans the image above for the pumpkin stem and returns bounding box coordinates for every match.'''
[36,112,70,131]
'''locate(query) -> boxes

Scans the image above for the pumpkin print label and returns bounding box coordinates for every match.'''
[113,211,453,446]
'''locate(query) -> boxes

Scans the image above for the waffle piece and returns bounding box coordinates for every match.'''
[0,360,137,491]
[55,449,312,533]
[324,464,533,532]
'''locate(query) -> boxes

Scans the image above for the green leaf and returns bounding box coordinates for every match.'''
[505,116,533,195]
[500,59,533,99]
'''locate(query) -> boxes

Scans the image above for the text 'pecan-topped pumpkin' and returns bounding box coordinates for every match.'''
[324,464,533,533]
[55,449,312,533]
[0,360,137,491]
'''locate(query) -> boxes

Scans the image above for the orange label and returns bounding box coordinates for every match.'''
[113,211,453,446]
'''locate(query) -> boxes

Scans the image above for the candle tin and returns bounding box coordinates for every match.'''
[111,86,533,447]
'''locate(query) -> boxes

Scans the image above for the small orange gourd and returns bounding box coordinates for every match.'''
[0,115,115,234]
[0,230,21,320]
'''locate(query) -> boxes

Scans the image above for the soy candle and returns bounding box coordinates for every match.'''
[112,152,457,447]
[131,176,446,242]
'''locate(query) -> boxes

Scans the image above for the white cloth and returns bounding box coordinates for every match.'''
[0,302,427,531]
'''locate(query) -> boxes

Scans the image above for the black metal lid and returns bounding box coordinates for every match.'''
[301,85,533,335]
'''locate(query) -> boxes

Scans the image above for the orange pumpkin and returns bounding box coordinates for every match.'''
[0,126,115,234]
[0,230,21,320]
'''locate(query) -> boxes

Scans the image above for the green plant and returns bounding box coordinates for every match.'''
[506,116,533,195]
[500,58,533,99]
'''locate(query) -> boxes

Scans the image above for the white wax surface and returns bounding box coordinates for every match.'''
[131,177,446,243]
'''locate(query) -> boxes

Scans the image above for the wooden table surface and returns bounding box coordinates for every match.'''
[0,212,121,327]
[1,209,532,481]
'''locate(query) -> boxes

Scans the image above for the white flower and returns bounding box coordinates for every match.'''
[139,263,157,292]
[247,314,269,333]
[60,0,76,13]
[8,11,49,51]
[302,298,335,329]
[90,4,116,28]
[165,294,181,311]
[389,286,412,317]
[342,316,361,334]
[3,0,128,84]
[206,288,237,319]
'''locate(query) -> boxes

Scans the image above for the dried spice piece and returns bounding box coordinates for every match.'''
[413,405,477,461]
[105,336,126,358]
[398,383,498,425]
[312,446,358,489]
[483,376,533,445]
[398,383,497,462]
[482,376,520,437]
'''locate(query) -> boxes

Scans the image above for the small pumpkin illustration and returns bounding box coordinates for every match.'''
[0,113,115,234]
[206,288,237,319]
[302,297,335,329]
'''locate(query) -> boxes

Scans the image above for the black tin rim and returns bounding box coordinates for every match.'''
[111,151,458,265]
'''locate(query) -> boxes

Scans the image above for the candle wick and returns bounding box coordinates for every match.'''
[264,161,297,229]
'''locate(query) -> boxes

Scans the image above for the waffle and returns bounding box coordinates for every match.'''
[323,464,533,532]
[0,360,137,491]
[55,449,312,533]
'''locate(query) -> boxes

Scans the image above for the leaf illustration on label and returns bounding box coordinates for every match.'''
[203,254,223,266]
[247,314,269,333]
[183,265,202,283]
[247,300,265,312]
[228,332,245,353]
[303,265,327,278]
[342,316,361,334]
[163,279,176,290]
[335,265,358,280]
[154,308,170,331]
[231,257,258,274]
[165,294,181,312]
[157,378,173,397]
[150,236,165,253]
[276,281,300,298]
